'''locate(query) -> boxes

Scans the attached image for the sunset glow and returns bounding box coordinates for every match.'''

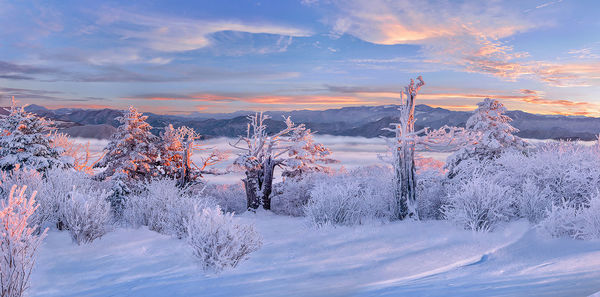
[0,0,599,116]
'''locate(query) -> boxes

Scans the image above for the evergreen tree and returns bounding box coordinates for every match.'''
[0,100,70,172]
[95,106,160,182]
[446,98,528,178]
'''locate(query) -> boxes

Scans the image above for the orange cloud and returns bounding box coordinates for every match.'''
[244,95,371,105]
[122,93,237,102]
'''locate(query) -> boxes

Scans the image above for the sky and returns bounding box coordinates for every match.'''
[0,0,599,115]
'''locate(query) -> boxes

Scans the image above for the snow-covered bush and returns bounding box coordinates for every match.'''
[447,141,600,228]
[204,183,246,214]
[271,173,324,217]
[443,177,515,232]
[0,185,47,297]
[124,178,214,238]
[416,169,447,220]
[61,187,112,245]
[34,168,104,230]
[187,206,262,272]
[539,195,600,240]
[0,165,42,198]
[515,179,552,223]
[304,166,394,227]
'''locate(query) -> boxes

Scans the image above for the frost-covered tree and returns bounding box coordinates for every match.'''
[95,106,160,182]
[0,100,70,172]
[446,98,528,178]
[231,113,332,210]
[159,124,226,187]
[386,77,475,220]
[0,185,47,297]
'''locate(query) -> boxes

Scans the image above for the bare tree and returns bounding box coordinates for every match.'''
[231,113,331,210]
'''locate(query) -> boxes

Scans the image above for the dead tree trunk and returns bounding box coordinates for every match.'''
[393,76,424,220]
[179,140,193,187]
[261,157,276,210]
[243,170,261,210]
[243,157,277,210]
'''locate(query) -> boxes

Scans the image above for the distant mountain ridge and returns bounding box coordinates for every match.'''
[21,104,600,141]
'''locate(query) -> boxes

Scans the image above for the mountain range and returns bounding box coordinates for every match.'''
[21,104,600,141]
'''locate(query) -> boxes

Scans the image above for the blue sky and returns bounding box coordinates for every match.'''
[1,0,599,115]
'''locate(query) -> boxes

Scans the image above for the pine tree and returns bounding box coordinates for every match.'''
[446,98,528,178]
[94,106,160,182]
[0,100,70,172]
[158,124,184,179]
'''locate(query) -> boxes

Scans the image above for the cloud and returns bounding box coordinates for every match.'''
[419,90,600,115]
[97,9,312,52]
[123,93,238,102]
[568,47,599,59]
[0,60,61,80]
[314,0,600,87]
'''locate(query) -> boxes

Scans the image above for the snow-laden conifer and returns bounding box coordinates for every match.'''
[0,100,70,172]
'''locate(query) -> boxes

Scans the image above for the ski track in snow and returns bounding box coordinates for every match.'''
[29,212,600,297]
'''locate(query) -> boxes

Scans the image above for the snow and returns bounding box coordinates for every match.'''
[29,213,600,296]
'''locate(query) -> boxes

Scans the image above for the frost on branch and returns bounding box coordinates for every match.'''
[442,177,514,232]
[0,99,71,172]
[0,185,47,297]
[186,206,262,273]
[231,113,333,211]
[446,98,527,178]
[50,132,102,174]
[61,187,112,245]
[124,178,214,239]
[385,77,474,220]
[159,124,227,187]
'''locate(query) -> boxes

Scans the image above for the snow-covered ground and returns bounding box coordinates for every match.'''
[30,212,600,297]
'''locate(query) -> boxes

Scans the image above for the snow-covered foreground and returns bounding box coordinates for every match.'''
[30,213,600,297]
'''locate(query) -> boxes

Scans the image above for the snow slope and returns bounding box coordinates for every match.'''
[30,213,600,296]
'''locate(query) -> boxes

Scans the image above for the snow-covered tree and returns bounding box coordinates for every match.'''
[231,113,332,210]
[158,124,226,187]
[386,77,475,220]
[446,98,528,178]
[0,185,47,297]
[94,106,160,182]
[0,100,71,172]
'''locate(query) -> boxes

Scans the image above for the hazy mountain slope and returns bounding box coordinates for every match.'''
[23,104,600,140]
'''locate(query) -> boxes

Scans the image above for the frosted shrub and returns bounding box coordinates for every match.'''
[416,170,447,220]
[515,179,552,223]
[187,206,262,272]
[35,168,102,230]
[204,183,246,214]
[124,178,214,238]
[304,166,394,227]
[61,187,112,245]
[539,195,600,240]
[443,177,514,232]
[271,173,324,217]
[1,185,47,297]
[0,166,42,198]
